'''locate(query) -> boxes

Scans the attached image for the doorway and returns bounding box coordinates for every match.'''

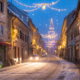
[0,46,5,63]
[18,47,19,62]
[21,48,24,61]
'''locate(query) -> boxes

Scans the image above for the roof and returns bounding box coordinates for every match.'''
[59,9,76,39]
[65,9,76,28]
[66,0,80,32]
[7,2,31,29]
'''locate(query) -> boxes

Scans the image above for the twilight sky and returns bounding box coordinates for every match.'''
[8,0,78,42]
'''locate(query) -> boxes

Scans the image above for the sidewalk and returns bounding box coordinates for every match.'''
[76,64,80,72]
[0,62,29,72]
[0,57,50,72]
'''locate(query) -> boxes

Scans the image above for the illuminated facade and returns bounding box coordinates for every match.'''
[57,18,67,58]
[28,19,45,56]
[7,2,30,64]
[66,0,80,63]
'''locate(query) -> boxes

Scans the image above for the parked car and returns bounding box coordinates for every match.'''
[29,54,39,61]
[42,53,47,57]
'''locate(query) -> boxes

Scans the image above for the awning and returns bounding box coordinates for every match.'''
[0,41,11,47]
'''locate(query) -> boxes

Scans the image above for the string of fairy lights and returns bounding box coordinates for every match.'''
[14,0,67,12]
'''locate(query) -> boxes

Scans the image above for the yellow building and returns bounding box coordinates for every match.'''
[28,19,44,56]
[57,18,67,58]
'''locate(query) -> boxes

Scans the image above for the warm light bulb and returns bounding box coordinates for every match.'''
[42,5,46,10]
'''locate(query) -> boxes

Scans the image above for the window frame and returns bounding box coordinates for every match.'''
[0,1,4,13]
[1,25,4,35]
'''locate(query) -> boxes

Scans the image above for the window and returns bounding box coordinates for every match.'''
[71,32,73,40]
[22,33,24,41]
[20,31,22,39]
[0,2,4,12]
[75,45,79,58]
[25,35,26,42]
[74,28,79,38]
[1,25,3,35]
[14,47,16,58]
[20,31,24,41]
[25,35,28,42]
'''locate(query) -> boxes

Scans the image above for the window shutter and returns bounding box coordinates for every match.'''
[0,2,1,11]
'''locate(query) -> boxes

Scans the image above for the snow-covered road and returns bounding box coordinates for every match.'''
[0,55,79,80]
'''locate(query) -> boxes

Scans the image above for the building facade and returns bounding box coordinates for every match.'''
[28,19,45,57]
[7,2,30,64]
[0,1,46,66]
[0,0,11,66]
[66,0,80,63]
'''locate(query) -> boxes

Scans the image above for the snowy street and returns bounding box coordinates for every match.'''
[0,55,79,80]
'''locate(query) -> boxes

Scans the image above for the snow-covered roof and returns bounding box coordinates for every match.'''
[7,2,31,29]
[65,9,76,28]
[66,0,80,32]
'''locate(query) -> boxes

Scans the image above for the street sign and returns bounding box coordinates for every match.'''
[71,41,75,46]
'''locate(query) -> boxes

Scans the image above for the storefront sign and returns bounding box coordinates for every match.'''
[71,41,75,46]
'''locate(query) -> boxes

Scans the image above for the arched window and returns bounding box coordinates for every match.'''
[1,25,3,35]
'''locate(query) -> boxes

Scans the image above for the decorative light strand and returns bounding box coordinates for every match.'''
[14,0,67,12]
[47,6,67,11]
[14,0,37,8]
[24,6,41,12]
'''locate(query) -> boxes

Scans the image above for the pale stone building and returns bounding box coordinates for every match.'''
[66,0,80,63]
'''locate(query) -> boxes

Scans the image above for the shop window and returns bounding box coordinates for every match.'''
[0,2,4,13]
[1,25,3,35]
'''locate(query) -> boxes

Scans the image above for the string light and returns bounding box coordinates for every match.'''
[14,0,37,8]
[14,0,67,12]
[24,6,41,12]
[42,5,46,10]
[47,6,67,11]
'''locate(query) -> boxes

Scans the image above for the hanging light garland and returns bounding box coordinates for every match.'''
[24,6,41,12]
[14,0,67,12]
[14,0,37,8]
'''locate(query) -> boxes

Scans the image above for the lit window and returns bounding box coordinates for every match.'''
[1,25,3,35]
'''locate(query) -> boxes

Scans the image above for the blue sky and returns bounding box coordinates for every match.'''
[8,0,78,42]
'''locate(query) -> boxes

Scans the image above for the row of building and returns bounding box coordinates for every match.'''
[0,0,46,66]
[55,0,80,64]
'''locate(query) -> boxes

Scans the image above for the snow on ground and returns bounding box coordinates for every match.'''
[55,59,80,80]
[0,55,79,80]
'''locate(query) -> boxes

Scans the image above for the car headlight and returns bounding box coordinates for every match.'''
[36,57,39,60]
[30,57,32,60]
